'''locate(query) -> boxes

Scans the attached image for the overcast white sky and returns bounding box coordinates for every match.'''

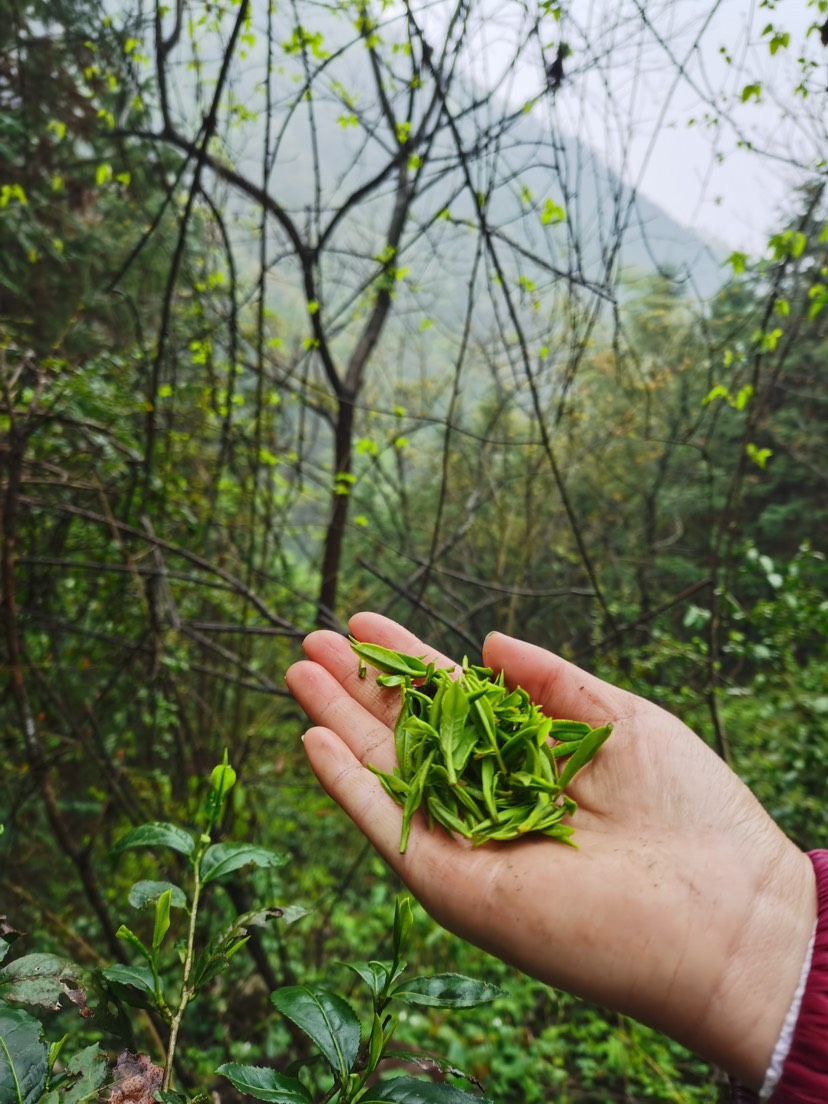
[582,1,823,253]
[462,0,826,254]
[161,0,825,258]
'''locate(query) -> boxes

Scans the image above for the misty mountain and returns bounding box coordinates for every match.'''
[221,21,726,320]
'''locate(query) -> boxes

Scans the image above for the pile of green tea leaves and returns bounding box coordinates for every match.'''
[350,639,612,853]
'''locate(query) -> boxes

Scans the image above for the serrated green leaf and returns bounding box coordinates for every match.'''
[362,1077,493,1103]
[154,1093,188,1104]
[110,822,195,858]
[192,908,288,991]
[390,974,505,1009]
[101,963,155,999]
[271,987,361,1079]
[217,1063,312,1103]
[340,961,390,999]
[62,1044,107,1104]
[128,881,187,910]
[0,955,82,1011]
[0,1003,49,1104]
[200,843,286,884]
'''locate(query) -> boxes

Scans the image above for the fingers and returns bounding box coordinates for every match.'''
[348,611,458,673]
[301,726,408,869]
[344,613,630,731]
[298,629,403,730]
[301,724,520,921]
[483,631,633,728]
[285,658,399,772]
[293,615,460,732]
[290,617,633,764]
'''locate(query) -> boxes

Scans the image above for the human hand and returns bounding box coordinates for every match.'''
[286,612,816,1088]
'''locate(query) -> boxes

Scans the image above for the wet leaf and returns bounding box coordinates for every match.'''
[128,882,187,911]
[200,843,286,884]
[390,974,505,1009]
[0,954,83,1012]
[362,1077,493,1103]
[271,986,360,1080]
[110,823,195,859]
[0,1003,48,1104]
[217,1064,312,1104]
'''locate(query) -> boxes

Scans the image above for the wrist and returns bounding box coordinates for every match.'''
[707,834,816,1088]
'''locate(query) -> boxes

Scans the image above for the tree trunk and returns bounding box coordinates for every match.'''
[315,392,355,628]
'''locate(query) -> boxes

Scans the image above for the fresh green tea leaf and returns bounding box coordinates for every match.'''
[217,1063,312,1104]
[128,881,187,910]
[392,897,413,963]
[200,843,286,884]
[115,926,152,965]
[390,974,505,1009]
[556,724,613,790]
[362,1076,494,1103]
[352,642,612,852]
[350,639,432,680]
[101,963,155,999]
[152,890,172,952]
[110,822,195,858]
[340,961,390,999]
[192,908,289,990]
[271,986,361,1081]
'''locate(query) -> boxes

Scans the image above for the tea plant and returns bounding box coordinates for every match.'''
[350,641,612,853]
[219,895,504,1104]
[0,761,502,1104]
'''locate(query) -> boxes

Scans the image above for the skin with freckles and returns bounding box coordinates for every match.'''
[285,611,816,1090]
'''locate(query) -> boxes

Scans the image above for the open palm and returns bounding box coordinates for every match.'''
[286,612,814,1089]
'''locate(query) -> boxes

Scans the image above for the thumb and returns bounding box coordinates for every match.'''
[482,632,628,728]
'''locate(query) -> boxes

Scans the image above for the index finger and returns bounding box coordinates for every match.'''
[348,611,458,674]
[287,618,459,772]
[298,620,457,732]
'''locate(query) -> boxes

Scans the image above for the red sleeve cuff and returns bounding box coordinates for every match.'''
[768,849,828,1103]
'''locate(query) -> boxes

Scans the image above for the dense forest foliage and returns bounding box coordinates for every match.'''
[1,0,827,1101]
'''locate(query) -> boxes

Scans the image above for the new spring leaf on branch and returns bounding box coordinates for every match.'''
[350,640,612,853]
